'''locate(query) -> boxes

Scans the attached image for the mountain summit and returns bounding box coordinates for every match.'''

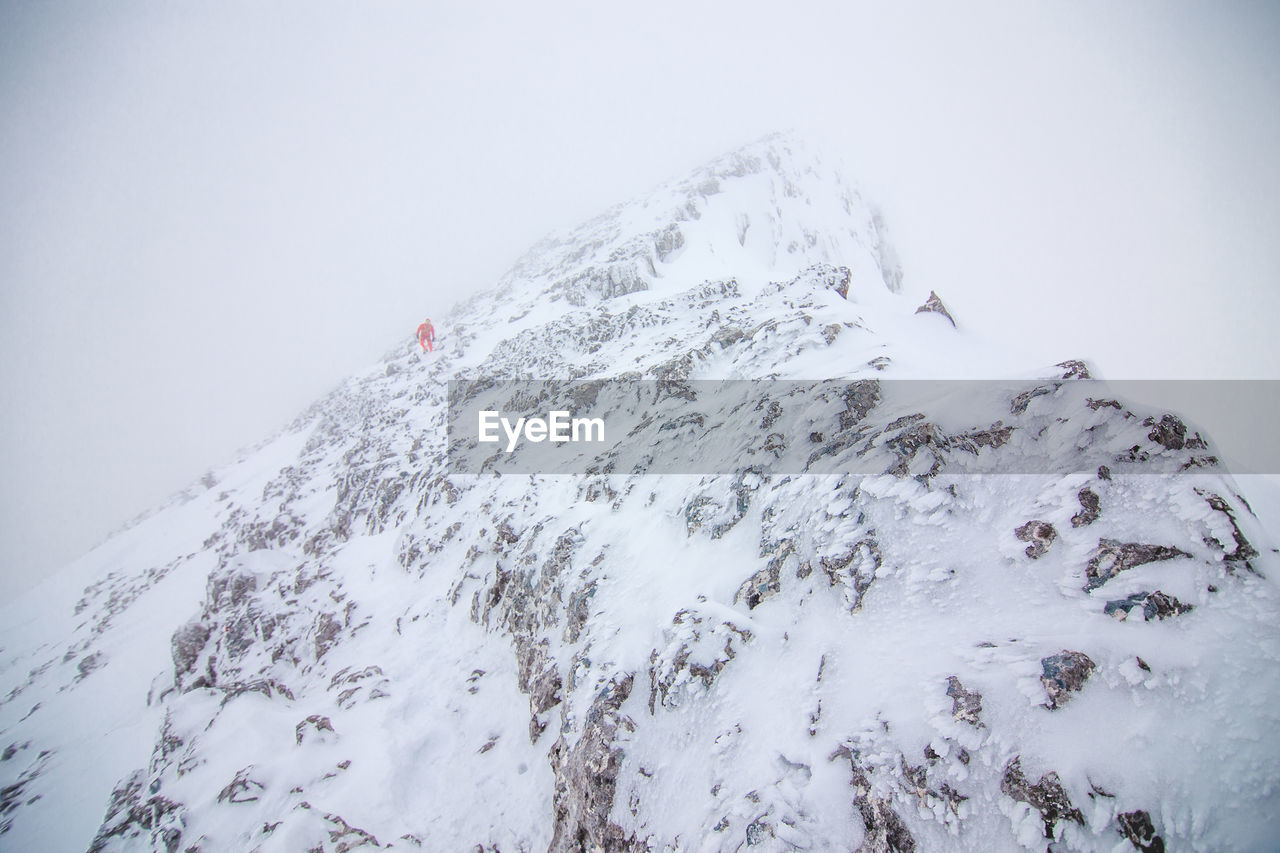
[2,138,1277,852]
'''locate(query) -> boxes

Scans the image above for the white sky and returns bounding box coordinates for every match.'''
[2,1,1278,596]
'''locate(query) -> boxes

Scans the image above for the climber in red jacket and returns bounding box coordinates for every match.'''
[416,318,436,352]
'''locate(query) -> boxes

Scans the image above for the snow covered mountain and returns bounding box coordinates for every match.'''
[2,135,1278,852]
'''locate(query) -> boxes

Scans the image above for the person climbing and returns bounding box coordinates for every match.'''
[416,317,436,352]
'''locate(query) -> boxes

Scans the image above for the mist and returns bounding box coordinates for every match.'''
[2,1,1278,597]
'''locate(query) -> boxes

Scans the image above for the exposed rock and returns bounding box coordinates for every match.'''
[207,563,258,609]
[884,422,947,479]
[171,620,211,682]
[1118,809,1165,852]
[75,651,104,683]
[516,637,562,728]
[216,767,264,804]
[1014,521,1057,559]
[547,675,644,852]
[1000,756,1084,837]
[1040,651,1096,709]
[1203,492,1260,573]
[653,224,684,261]
[855,795,916,853]
[85,770,152,853]
[759,400,784,430]
[1085,540,1191,591]
[913,290,955,326]
[951,422,1014,454]
[820,538,881,611]
[313,611,343,659]
[1147,414,1187,450]
[945,676,983,726]
[1104,591,1193,621]
[1056,360,1092,379]
[295,715,336,745]
[710,325,745,349]
[839,380,882,429]
[745,816,773,845]
[312,810,380,851]
[735,561,781,610]
[835,744,917,853]
[809,263,852,299]
[1071,488,1100,528]
[1010,385,1054,415]
[649,608,752,712]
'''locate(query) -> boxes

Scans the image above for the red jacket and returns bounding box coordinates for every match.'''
[417,320,435,344]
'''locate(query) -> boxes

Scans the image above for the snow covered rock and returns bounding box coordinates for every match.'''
[2,134,1279,852]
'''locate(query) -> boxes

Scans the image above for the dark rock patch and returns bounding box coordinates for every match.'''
[1085,540,1191,591]
[1146,414,1187,451]
[914,290,955,327]
[1202,492,1260,574]
[1040,651,1095,709]
[945,676,983,727]
[295,715,336,745]
[1056,360,1091,379]
[1118,809,1165,852]
[1001,757,1084,838]
[1104,591,1193,622]
[216,767,264,804]
[547,675,644,852]
[855,795,916,853]
[1071,488,1100,528]
[1014,521,1057,559]
[736,561,781,610]
[821,538,881,612]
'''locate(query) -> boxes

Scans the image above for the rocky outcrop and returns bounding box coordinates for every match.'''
[648,608,752,712]
[1085,540,1191,591]
[1014,521,1057,559]
[547,675,644,852]
[945,676,983,727]
[1056,360,1092,379]
[1071,487,1100,527]
[1040,651,1096,709]
[1118,809,1165,852]
[1202,491,1260,573]
[1000,757,1084,838]
[913,290,955,326]
[1104,590,1193,621]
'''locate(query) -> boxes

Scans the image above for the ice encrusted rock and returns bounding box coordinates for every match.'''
[1040,651,1096,710]
[1014,520,1058,559]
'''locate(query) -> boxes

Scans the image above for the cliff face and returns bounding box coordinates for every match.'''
[2,136,1277,853]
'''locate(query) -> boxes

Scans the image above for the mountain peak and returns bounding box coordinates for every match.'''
[474,135,902,323]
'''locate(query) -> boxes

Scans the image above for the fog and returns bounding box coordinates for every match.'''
[2,1,1278,596]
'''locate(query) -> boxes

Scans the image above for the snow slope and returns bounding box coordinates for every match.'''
[1,135,1277,853]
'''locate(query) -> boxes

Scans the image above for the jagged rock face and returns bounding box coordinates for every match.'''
[914,290,955,326]
[2,136,1280,853]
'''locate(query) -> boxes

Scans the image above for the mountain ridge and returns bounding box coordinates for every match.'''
[1,138,1277,853]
